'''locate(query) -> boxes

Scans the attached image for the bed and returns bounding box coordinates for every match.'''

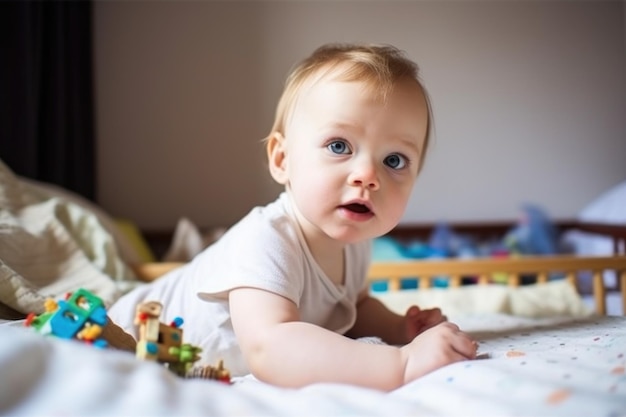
[1,255,626,416]
[2,159,626,416]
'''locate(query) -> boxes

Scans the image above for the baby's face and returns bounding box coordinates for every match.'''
[283,74,429,245]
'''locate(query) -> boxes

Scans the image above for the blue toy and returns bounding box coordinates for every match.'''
[504,204,558,255]
[25,288,109,348]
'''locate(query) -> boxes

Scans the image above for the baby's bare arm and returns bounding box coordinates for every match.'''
[345,290,406,344]
[229,288,476,391]
[348,290,449,345]
[230,288,405,390]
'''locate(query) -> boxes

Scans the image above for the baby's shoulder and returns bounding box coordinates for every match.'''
[216,199,300,254]
[231,195,297,235]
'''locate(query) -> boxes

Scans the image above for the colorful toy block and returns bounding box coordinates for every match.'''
[24,288,109,348]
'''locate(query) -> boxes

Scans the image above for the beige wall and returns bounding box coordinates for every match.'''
[94,1,626,230]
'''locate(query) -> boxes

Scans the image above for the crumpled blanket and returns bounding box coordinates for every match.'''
[0,159,134,319]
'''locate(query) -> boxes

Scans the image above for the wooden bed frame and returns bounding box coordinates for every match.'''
[135,220,626,316]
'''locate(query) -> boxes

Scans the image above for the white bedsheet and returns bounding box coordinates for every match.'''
[1,313,625,417]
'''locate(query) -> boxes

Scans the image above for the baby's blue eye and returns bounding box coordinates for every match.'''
[327,140,351,155]
[384,154,407,170]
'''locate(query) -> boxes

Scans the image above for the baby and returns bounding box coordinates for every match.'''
[109,42,477,391]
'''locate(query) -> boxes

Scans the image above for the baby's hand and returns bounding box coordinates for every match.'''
[400,321,477,384]
[403,305,447,342]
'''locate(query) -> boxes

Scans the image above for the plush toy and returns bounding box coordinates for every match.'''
[427,222,456,257]
[505,204,558,255]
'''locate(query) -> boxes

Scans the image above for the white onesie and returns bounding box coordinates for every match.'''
[108,192,371,376]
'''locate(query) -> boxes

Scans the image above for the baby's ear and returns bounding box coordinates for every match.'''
[267,131,288,184]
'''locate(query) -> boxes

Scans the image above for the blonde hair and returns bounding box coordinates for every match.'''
[265,42,433,166]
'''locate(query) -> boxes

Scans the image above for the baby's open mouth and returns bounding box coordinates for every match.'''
[343,203,371,214]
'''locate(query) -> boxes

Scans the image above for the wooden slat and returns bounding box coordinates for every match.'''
[536,273,548,284]
[621,271,626,315]
[449,275,461,287]
[508,274,520,287]
[388,276,400,292]
[592,271,606,315]
[419,277,431,289]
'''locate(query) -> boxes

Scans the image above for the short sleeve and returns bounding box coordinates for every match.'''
[190,203,307,306]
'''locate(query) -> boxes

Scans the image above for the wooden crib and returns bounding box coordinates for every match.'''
[135,220,626,316]
[368,255,626,315]
[369,220,626,315]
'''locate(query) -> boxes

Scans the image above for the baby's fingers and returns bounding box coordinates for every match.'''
[452,332,478,359]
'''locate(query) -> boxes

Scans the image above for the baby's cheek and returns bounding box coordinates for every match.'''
[386,192,411,223]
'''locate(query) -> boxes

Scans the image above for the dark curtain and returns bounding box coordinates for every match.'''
[0,0,95,201]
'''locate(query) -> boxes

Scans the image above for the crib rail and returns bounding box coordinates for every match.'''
[133,256,626,316]
[367,255,626,315]
[132,262,185,282]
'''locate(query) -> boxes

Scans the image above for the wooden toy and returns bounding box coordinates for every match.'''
[134,300,230,382]
[186,360,231,383]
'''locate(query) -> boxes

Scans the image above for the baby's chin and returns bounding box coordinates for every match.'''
[324,225,390,244]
